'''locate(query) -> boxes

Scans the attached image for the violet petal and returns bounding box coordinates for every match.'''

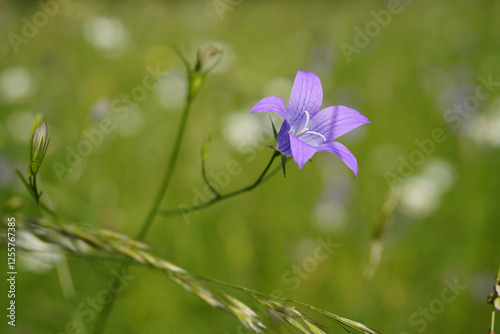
[287,71,323,123]
[308,105,370,141]
[277,121,292,156]
[317,141,359,177]
[289,134,317,169]
[250,96,287,119]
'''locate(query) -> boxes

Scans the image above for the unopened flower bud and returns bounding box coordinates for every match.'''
[29,121,49,176]
[189,73,205,100]
[195,46,222,74]
[188,47,222,99]
[201,135,213,164]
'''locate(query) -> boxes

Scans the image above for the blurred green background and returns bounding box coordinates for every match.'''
[1,0,499,333]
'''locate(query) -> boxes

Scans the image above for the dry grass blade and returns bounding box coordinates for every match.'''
[225,295,266,334]
[307,306,382,334]
[284,317,311,334]
[10,217,382,334]
[304,319,327,334]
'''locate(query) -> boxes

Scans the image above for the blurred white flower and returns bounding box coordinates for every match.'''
[83,17,128,55]
[222,111,273,150]
[464,97,500,147]
[155,70,186,110]
[0,67,34,103]
[400,176,440,217]
[90,98,111,120]
[422,159,456,193]
[466,113,500,147]
[398,159,455,218]
[313,201,346,232]
[115,107,144,137]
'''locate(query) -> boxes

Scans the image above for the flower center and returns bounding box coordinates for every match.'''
[289,110,310,136]
[289,110,326,143]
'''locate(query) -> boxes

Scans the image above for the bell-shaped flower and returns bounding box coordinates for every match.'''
[251,71,369,176]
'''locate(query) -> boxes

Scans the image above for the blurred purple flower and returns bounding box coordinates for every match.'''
[251,71,369,176]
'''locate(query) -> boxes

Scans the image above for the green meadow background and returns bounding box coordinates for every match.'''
[1,0,499,333]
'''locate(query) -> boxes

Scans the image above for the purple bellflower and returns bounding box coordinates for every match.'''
[251,71,369,177]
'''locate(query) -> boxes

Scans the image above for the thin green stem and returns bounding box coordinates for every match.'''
[17,169,58,218]
[39,201,58,218]
[28,172,40,204]
[93,61,199,334]
[32,174,39,203]
[222,151,279,195]
[31,176,59,218]
[56,256,87,334]
[202,168,221,198]
[135,79,195,241]
[161,151,285,217]
[491,311,495,334]
[201,138,221,198]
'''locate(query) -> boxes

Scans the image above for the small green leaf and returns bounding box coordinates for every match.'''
[201,134,212,163]
[270,117,278,140]
[15,169,35,197]
[281,154,287,178]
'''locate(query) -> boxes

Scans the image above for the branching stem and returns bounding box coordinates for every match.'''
[162,151,286,217]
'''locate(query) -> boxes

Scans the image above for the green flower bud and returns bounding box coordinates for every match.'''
[194,46,222,74]
[199,47,222,69]
[201,135,212,164]
[29,121,49,177]
[188,73,203,100]
[188,46,222,99]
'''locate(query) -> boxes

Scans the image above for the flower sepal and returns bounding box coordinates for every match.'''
[265,146,287,178]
